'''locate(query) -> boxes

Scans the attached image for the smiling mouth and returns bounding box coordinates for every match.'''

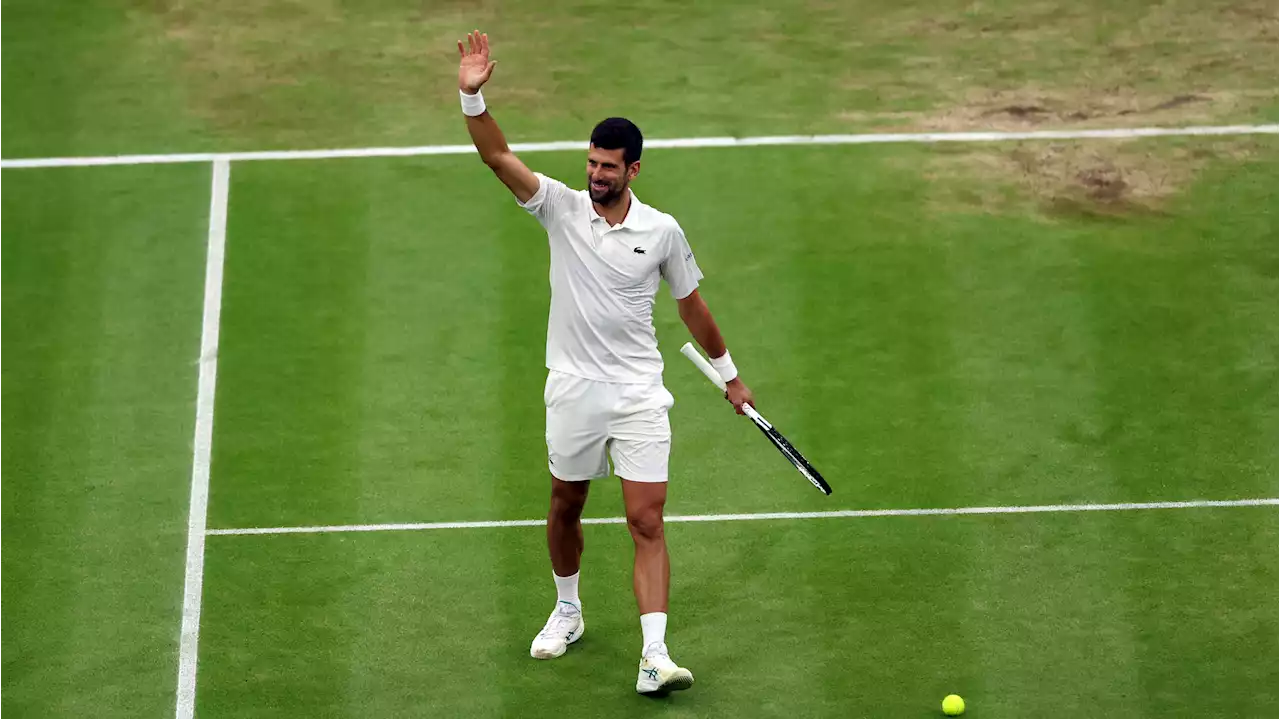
[591,181,608,191]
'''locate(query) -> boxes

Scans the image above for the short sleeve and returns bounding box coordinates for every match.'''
[659,222,704,300]
[516,172,573,228]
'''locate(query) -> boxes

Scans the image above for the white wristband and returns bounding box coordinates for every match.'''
[709,350,738,384]
[460,88,486,117]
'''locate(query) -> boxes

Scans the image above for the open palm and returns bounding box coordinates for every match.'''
[458,30,496,93]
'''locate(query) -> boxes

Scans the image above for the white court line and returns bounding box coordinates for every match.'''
[205,498,1279,537]
[0,124,1275,169]
[175,159,230,719]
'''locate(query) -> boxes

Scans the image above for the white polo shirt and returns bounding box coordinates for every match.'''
[518,172,703,384]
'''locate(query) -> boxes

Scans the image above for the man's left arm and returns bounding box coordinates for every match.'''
[676,290,755,414]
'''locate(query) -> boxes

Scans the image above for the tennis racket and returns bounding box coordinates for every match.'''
[680,342,832,496]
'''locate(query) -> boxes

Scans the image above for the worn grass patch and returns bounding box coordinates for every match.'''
[834,0,1277,131]
[125,0,489,146]
[906,135,1276,219]
[122,0,1277,149]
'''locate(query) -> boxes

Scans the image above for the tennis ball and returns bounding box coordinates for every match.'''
[942,694,965,716]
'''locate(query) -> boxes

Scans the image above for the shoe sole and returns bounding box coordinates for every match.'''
[530,619,584,660]
[637,670,694,696]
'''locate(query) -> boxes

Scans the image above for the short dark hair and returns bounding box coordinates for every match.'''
[590,117,643,166]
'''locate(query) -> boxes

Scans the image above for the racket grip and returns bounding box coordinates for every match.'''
[741,403,771,429]
[680,342,727,391]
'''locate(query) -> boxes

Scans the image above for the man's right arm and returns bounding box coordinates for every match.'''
[464,107,539,204]
[458,30,539,204]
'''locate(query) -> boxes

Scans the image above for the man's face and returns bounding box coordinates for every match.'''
[586,145,638,205]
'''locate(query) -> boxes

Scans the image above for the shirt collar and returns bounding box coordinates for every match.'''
[591,190,651,231]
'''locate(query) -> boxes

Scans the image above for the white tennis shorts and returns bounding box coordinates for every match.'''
[544,369,675,483]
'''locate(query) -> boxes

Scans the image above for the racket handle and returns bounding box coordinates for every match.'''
[741,403,771,430]
[680,342,770,426]
[680,342,727,391]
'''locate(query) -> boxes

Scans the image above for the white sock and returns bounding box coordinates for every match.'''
[553,571,580,607]
[640,612,667,653]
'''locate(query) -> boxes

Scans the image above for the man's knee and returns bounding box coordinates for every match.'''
[550,477,589,518]
[627,509,664,543]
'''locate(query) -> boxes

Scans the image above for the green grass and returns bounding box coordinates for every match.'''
[3,0,1277,717]
[3,0,1276,156]
[209,145,1276,530]
[209,157,531,528]
[197,508,1276,718]
[0,1,203,158]
[1,165,211,717]
[189,146,1276,717]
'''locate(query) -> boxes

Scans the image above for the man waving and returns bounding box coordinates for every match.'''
[457,30,754,696]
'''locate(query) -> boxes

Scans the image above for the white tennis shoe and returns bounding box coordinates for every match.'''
[636,642,694,695]
[529,601,584,659]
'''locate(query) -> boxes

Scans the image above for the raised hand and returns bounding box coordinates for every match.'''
[457,29,496,94]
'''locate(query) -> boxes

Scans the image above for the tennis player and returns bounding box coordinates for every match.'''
[458,30,754,695]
